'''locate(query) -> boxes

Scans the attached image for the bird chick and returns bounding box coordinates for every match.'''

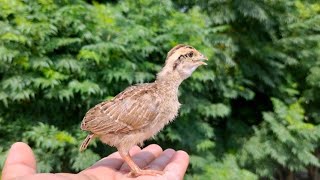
[80,44,208,176]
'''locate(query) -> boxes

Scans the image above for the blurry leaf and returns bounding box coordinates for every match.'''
[199,103,231,118]
[71,150,100,171]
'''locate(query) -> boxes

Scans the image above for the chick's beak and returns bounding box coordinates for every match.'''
[197,54,208,66]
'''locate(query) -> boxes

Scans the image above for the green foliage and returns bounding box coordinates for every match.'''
[22,123,100,172]
[0,0,319,179]
[188,155,258,180]
[239,98,320,178]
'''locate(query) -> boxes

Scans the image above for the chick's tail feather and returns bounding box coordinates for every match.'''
[80,133,95,152]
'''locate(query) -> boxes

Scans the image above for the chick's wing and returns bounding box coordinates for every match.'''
[81,84,161,135]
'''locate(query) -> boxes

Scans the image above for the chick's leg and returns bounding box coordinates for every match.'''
[119,151,164,177]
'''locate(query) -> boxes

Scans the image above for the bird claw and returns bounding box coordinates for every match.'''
[128,169,164,177]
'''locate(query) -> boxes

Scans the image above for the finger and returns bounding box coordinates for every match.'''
[164,150,189,180]
[145,149,176,171]
[87,145,141,170]
[119,144,163,172]
[2,142,37,180]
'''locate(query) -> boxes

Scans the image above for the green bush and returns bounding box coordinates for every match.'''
[0,0,319,179]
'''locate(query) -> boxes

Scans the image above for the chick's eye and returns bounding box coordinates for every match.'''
[188,52,193,57]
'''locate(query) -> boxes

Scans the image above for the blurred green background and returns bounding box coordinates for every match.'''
[0,0,320,179]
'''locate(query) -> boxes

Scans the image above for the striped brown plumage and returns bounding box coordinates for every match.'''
[81,84,160,134]
[79,44,208,176]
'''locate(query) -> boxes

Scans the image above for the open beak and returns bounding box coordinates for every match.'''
[198,54,208,66]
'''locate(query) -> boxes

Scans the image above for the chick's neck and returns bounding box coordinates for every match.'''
[155,68,184,91]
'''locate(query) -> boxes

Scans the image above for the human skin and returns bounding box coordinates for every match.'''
[1,142,189,180]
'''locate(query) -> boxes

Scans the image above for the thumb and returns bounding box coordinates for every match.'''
[2,142,37,180]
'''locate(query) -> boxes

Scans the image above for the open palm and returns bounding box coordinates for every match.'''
[2,142,189,180]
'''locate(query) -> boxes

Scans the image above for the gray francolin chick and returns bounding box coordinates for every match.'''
[80,44,207,176]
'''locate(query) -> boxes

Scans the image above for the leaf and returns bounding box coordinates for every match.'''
[0,32,27,44]
[55,58,81,73]
[196,139,215,152]
[71,150,100,171]
[30,57,52,70]
[77,49,101,64]
[199,103,231,118]
[0,46,19,63]
[68,80,101,95]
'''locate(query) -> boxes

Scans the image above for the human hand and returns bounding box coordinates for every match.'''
[2,142,189,180]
